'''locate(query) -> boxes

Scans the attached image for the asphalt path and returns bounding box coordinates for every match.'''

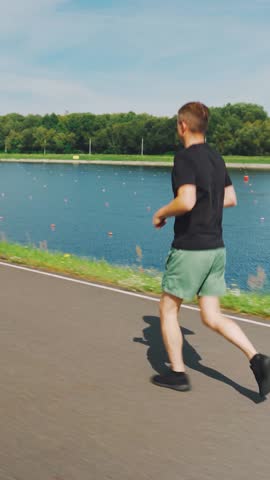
[0,262,269,480]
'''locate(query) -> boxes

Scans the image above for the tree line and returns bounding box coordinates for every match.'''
[0,103,269,156]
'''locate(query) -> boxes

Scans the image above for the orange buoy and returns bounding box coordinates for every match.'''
[244,175,249,182]
[108,231,113,236]
[50,223,56,231]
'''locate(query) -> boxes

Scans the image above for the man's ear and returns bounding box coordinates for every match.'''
[181,120,188,134]
[177,120,185,138]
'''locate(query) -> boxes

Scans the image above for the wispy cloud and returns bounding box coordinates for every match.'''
[0,0,270,115]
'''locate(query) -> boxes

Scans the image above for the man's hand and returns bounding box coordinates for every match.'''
[153,211,167,229]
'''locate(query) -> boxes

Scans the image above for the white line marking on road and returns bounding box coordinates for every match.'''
[0,260,269,328]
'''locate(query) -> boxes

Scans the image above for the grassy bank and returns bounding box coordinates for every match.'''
[0,153,270,164]
[0,241,269,319]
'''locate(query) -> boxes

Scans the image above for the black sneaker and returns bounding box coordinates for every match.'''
[151,370,191,392]
[250,353,270,397]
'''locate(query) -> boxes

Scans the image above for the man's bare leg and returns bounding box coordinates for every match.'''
[198,296,257,360]
[198,296,270,397]
[159,292,185,371]
[151,292,190,390]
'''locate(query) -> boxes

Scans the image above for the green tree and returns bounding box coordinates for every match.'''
[0,103,269,155]
[42,113,59,130]
[32,127,52,153]
[5,130,23,152]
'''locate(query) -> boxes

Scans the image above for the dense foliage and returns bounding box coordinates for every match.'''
[0,103,269,155]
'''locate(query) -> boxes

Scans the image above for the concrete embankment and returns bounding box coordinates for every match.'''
[1,158,270,169]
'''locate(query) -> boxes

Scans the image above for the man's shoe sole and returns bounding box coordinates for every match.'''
[151,377,191,392]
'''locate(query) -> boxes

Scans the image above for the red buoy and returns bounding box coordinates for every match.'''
[244,175,249,182]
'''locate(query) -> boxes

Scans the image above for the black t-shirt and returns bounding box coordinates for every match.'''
[171,143,232,250]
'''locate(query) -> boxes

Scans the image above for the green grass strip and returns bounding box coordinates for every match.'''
[0,241,162,294]
[0,241,269,319]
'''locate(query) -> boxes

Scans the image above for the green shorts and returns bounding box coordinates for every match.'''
[162,247,226,301]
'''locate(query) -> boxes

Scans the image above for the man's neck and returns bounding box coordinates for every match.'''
[183,135,205,149]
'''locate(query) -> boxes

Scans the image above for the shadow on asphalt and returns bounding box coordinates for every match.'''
[133,315,264,404]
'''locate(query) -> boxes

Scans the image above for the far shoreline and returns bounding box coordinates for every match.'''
[1,158,270,170]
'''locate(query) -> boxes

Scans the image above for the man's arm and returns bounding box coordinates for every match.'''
[153,184,196,228]
[224,185,237,208]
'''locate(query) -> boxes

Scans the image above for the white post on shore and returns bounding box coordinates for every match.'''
[141,137,144,156]
[89,137,92,155]
[44,139,46,156]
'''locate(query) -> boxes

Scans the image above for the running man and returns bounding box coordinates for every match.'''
[152,101,270,397]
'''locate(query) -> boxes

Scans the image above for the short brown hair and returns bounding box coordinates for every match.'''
[178,102,209,134]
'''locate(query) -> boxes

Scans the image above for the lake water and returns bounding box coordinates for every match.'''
[0,162,269,292]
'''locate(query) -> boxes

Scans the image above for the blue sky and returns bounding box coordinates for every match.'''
[1,0,270,115]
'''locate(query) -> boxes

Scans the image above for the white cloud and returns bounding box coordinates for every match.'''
[0,70,130,115]
[1,64,269,117]
[0,0,269,115]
